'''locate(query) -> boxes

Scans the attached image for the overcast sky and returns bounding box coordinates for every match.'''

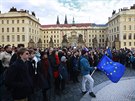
[0,0,135,25]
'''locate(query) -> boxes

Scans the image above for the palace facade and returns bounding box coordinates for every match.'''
[0,4,135,49]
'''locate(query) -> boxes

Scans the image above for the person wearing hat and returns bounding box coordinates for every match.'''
[58,56,68,93]
[80,48,96,98]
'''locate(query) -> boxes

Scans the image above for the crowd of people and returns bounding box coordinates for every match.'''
[0,44,135,101]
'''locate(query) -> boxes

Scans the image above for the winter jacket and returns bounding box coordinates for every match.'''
[5,59,33,100]
[80,56,93,76]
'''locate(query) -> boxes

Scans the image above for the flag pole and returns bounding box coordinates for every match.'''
[91,69,96,76]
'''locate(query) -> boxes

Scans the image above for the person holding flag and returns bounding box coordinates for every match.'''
[80,48,96,98]
[105,47,113,59]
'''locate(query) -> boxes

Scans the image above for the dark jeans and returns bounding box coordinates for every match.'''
[72,70,79,83]
[54,78,60,91]
[28,89,43,101]
[60,79,65,91]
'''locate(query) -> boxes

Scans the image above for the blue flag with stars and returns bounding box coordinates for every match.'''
[97,55,125,83]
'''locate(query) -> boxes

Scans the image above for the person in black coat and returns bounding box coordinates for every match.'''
[27,49,43,101]
[5,48,33,101]
[37,51,52,101]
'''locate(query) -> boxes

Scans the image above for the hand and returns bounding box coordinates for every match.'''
[94,67,97,70]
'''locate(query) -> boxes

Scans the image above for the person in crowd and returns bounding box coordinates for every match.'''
[48,48,60,95]
[27,49,42,101]
[71,50,80,83]
[37,51,52,101]
[80,48,96,98]
[34,48,41,62]
[66,51,73,81]
[0,44,13,101]
[58,56,68,92]
[9,44,24,65]
[5,48,33,101]
[0,44,12,71]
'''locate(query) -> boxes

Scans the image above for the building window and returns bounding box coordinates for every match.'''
[7,20,9,24]
[12,20,14,24]
[44,40,45,43]
[2,35,4,42]
[7,28,9,32]
[57,40,59,43]
[124,42,126,46]
[17,35,20,41]
[129,42,131,46]
[54,40,56,43]
[124,25,126,30]
[129,18,131,21]
[22,27,24,32]
[123,34,126,40]
[17,20,19,23]
[57,35,59,38]
[128,33,132,39]
[7,35,10,41]
[17,27,19,32]
[12,35,15,42]
[114,28,116,32]
[99,39,101,42]
[12,27,14,32]
[29,28,31,32]
[117,26,119,31]
[47,40,48,43]
[129,25,131,30]
[2,20,4,24]
[89,39,91,42]
[22,20,24,23]
[134,34,135,39]
[22,35,25,41]
[2,28,4,32]
[54,35,56,38]
[102,39,104,42]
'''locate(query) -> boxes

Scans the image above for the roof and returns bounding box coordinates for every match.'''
[41,23,91,28]
[91,23,108,27]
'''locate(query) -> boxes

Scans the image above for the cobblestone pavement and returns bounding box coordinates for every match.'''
[49,67,135,101]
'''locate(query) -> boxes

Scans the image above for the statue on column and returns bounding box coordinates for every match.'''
[62,34,68,43]
[92,37,98,48]
[78,34,84,43]
[49,36,54,47]
[62,34,68,47]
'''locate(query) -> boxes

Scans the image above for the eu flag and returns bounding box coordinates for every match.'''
[97,55,125,83]
[106,47,113,59]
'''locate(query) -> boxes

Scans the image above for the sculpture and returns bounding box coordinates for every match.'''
[62,34,68,43]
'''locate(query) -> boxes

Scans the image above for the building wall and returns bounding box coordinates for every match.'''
[40,26,107,48]
[0,5,135,49]
[0,10,40,47]
[108,8,135,49]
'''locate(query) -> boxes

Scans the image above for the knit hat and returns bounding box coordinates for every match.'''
[61,56,67,62]
[81,47,89,55]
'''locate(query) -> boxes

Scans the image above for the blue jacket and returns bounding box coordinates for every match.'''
[80,56,93,76]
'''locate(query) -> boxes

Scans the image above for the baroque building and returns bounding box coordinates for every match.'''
[107,4,135,49]
[0,7,40,47]
[0,4,135,49]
